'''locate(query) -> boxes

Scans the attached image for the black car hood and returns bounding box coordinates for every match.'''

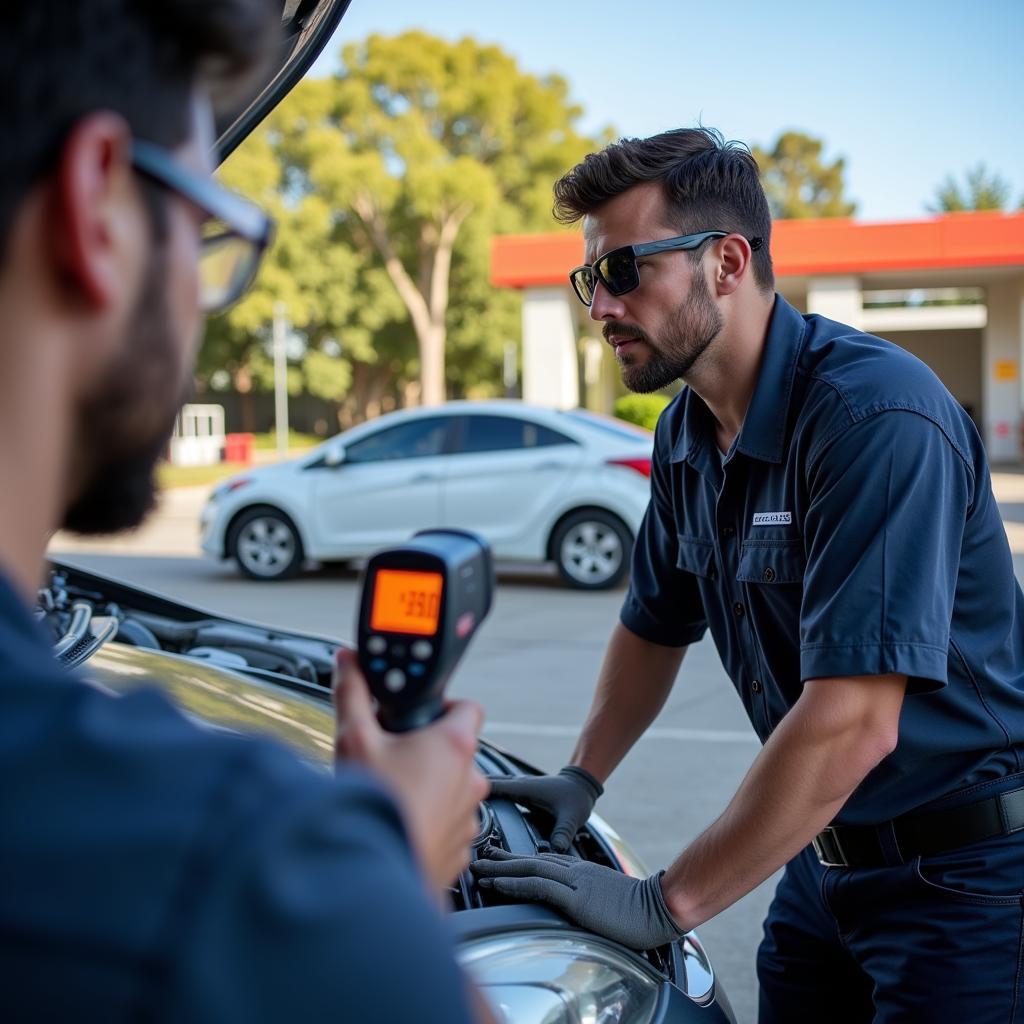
[215,0,352,162]
[39,560,732,1017]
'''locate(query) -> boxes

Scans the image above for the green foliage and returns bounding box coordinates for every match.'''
[752,131,856,219]
[928,164,1014,212]
[197,31,601,420]
[251,430,321,450]
[614,394,670,431]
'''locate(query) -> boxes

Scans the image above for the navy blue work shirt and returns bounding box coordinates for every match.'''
[623,295,1024,824]
[0,573,474,1022]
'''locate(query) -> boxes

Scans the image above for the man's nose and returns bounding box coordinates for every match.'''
[589,280,626,323]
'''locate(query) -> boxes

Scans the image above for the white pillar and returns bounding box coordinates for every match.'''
[806,276,863,330]
[984,279,1024,462]
[522,286,579,409]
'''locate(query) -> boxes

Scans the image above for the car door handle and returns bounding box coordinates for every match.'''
[410,473,439,483]
[536,461,568,471]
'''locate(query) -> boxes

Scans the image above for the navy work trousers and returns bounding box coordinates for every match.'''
[757,831,1024,1022]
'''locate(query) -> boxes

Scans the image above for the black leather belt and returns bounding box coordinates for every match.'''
[812,784,1024,868]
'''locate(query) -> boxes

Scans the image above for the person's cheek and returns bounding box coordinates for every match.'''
[168,210,204,369]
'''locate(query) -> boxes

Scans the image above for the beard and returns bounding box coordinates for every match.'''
[607,269,724,394]
[62,246,190,535]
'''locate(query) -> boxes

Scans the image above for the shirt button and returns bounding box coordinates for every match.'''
[733,602,745,617]
[762,567,776,583]
[751,679,763,694]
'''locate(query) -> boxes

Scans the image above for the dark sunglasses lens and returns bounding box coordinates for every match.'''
[597,249,638,296]
[570,267,595,305]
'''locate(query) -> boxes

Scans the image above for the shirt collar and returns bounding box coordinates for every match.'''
[671,294,807,468]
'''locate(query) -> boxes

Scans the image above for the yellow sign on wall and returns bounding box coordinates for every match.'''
[994,360,1018,382]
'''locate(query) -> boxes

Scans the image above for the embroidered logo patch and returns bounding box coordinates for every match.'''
[752,512,792,526]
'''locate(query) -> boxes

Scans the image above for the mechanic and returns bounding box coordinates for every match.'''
[473,128,1024,1022]
[0,4,492,1021]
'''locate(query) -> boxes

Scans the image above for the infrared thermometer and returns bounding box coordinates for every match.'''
[356,529,494,732]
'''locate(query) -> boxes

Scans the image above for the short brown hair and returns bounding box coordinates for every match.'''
[553,127,774,292]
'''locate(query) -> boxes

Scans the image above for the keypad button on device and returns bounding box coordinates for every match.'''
[411,641,434,660]
[367,636,387,655]
[385,669,406,692]
[370,658,388,673]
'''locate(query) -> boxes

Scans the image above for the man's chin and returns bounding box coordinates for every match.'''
[621,362,679,394]
[61,448,164,536]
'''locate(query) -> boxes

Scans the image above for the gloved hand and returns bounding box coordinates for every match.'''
[487,766,603,852]
[470,848,685,950]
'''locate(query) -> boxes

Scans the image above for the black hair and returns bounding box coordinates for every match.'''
[0,0,279,253]
[553,127,775,292]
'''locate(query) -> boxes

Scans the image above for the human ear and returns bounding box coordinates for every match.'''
[50,112,138,310]
[713,234,754,297]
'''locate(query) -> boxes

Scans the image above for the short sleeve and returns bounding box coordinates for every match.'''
[800,410,970,691]
[620,418,707,647]
[164,749,476,1023]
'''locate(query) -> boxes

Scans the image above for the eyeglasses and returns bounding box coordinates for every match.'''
[131,140,275,314]
[569,230,764,306]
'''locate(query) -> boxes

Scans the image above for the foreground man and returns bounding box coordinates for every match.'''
[473,128,1024,1022]
[0,4,488,1020]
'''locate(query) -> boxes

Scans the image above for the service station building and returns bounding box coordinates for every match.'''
[492,212,1024,463]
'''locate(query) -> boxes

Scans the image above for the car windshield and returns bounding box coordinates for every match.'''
[560,409,653,441]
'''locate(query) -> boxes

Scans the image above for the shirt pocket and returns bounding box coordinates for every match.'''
[737,538,806,585]
[676,535,717,580]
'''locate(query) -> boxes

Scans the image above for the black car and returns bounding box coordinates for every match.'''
[38,2,738,1020]
[41,560,736,1024]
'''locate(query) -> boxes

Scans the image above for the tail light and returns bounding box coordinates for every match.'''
[606,457,651,478]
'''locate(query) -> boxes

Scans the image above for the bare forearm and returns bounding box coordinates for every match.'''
[662,674,906,930]
[570,622,686,783]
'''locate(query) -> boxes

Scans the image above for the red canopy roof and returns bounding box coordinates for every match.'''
[491,211,1024,288]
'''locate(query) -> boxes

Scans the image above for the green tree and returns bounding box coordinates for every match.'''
[201,107,411,428]
[198,32,598,423]
[286,31,596,405]
[928,163,1013,212]
[752,130,856,219]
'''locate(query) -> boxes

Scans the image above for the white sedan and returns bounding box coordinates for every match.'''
[200,401,654,589]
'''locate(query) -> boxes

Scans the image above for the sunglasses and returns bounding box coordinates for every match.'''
[569,230,764,306]
[131,140,275,315]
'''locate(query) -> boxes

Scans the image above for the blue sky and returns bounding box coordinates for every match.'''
[313,0,1024,222]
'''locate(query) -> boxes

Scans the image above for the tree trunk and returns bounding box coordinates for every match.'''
[352,194,471,409]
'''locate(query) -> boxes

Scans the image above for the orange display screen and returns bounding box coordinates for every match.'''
[370,569,444,636]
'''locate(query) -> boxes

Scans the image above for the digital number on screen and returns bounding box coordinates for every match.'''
[370,569,444,635]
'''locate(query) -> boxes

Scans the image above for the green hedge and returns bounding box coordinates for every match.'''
[613,394,671,431]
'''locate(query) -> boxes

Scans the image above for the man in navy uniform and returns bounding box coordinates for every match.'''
[0,4,491,1020]
[473,128,1024,1022]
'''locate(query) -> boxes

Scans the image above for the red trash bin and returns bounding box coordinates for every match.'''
[224,432,254,464]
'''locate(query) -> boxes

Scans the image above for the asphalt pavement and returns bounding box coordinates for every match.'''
[47,471,1024,1024]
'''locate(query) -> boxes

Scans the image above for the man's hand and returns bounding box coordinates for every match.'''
[488,767,603,852]
[333,649,490,891]
[471,849,684,950]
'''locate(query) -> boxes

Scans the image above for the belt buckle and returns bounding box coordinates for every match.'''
[812,826,849,867]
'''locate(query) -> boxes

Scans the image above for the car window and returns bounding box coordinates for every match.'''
[457,415,576,454]
[345,417,452,463]
[560,409,654,441]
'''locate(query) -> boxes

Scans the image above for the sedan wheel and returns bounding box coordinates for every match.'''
[552,511,632,590]
[229,508,304,581]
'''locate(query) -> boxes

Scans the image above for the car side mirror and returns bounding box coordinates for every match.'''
[324,445,347,469]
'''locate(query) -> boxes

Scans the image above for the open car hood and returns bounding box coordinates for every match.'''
[215,0,352,162]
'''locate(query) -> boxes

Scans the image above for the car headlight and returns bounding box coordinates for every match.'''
[459,931,660,1024]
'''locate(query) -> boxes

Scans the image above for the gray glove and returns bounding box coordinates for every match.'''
[471,848,685,950]
[487,766,603,852]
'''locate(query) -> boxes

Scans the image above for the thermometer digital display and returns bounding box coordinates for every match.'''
[370,569,443,636]
[356,530,493,732]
